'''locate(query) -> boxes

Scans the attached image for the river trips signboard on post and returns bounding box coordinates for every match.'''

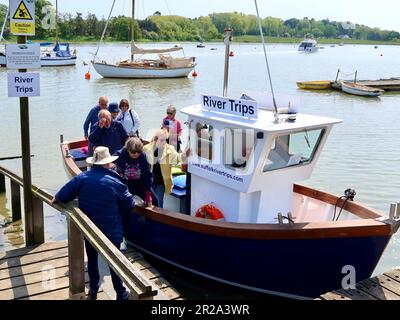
[9,0,35,36]
[8,73,40,97]
[201,95,258,119]
[6,43,40,69]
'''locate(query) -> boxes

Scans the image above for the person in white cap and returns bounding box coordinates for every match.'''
[52,146,135,300]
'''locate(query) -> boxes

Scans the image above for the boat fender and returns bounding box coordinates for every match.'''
[195,204,225,221]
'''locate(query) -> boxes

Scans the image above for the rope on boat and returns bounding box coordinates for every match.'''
[90,0,117,70]
[254,0,279,120]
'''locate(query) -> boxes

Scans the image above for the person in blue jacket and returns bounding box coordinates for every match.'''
[83,96,109,139]
[51,146,135,300]
[114,137,158,207]
[89,109,128,156]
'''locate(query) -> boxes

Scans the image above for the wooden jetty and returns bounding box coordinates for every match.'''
[319,267,400,300]
[0,165,182,300]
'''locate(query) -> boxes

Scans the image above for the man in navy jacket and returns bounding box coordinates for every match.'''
[83,96,109,139]
[52,146,135,300]
[89,110,128,156]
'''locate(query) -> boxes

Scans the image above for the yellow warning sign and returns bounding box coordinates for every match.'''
[12,1,33,20]
[9,0,35,36]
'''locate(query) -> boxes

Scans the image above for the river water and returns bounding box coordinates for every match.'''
[0,42,400,296]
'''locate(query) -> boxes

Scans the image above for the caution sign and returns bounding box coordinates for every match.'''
[10,0,35,36]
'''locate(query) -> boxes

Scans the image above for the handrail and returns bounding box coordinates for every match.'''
[0,165,157,300]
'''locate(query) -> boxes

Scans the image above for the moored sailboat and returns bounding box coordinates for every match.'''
[92,0,196,79]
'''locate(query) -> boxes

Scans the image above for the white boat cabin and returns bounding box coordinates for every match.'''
[181,95,341,223]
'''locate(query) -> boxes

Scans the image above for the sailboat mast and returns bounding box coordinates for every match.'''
[131,0,135,62]
[55,0,59,42]
[0,9,9,41]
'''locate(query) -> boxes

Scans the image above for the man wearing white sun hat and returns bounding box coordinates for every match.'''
[52,146,135,300]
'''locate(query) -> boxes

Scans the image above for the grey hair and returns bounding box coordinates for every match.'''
[98,109,111,119]
[125,137,143,153]
[166,105,176,114]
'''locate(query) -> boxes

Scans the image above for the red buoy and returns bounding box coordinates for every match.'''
[85,72,91,80]
[192,70,198,77]
[229,51,234,57]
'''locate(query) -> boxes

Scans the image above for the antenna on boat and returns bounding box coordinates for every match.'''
[254,0,279,123]
[223,28,233,97]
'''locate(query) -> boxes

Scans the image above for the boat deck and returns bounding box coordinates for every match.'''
[318,267,400,300]
[0,241,182,300]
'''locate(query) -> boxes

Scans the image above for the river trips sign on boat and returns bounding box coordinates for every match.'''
[201,95,258,119]
[7,72,40,97]
[9,0,35,36]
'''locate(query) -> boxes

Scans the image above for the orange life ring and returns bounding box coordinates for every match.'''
[195,204,225,221]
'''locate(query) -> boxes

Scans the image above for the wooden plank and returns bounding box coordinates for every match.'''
[123,250,143,263]
[160,286,181,300]
[68,219,85,299]
[370,275,400,297]
[319,291,353,300]
[149,276,172,290]
[0,257,68,280]
[0,247,68,270]
[0,274,90,300]
[356,279,400,300]
[22,286,108,300]
[133,266,161,280]
[335,288,375,300]
[0,266,70,291]
[383,269,400,283]
[0,241,67,260]
[132,258,153,271]
[32,197,44,244]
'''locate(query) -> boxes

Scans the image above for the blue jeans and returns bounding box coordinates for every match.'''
[85,239,126,298]
[153,184,165,208]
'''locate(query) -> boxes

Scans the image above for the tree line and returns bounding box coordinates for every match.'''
[0,1,399,42]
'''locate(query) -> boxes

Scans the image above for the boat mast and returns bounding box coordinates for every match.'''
[0,9,9,41]
[131,0,135,62]
[55,0,59,43]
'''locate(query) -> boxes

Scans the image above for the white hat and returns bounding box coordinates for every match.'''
[86,146,118,165]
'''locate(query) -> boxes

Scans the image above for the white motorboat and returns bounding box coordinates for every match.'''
[298,38,318,53]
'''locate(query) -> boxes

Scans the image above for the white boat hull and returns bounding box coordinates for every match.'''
[298,47,319,53]
[341,83,383,97]
[40,56,77,67]
[92,62,195,78]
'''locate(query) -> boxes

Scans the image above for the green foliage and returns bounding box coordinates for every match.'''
[1,5,399,44]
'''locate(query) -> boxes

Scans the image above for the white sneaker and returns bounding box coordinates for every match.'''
[120,238,127,251]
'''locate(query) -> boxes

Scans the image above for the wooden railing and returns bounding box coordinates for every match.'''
[0,165,157,300]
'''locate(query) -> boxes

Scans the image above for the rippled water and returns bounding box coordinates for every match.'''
[0,42,399,279]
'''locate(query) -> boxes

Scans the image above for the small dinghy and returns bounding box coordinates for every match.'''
[341,81,384,97]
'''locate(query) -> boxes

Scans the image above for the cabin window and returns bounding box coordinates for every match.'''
[263,128,325,172]
[224,129,256,169]
[196,122,213,160]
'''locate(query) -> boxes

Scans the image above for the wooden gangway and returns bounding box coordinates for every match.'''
[319,267,400,300]
[331,78,400,91]
[0,165,182,300]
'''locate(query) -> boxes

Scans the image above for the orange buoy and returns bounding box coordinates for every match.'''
[192,70,198,77]
[229,51,234,57]
[85,72,91,80]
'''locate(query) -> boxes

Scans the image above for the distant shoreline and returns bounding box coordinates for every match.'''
[1,36,399,46]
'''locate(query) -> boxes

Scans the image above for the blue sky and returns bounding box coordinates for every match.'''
[2,0,400,31]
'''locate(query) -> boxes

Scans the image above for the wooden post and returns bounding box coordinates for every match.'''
[10,181,21,221]
[68,217,85,300]
[0,173,5,193]
[32,197,44,244]
[17,35,35,246]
